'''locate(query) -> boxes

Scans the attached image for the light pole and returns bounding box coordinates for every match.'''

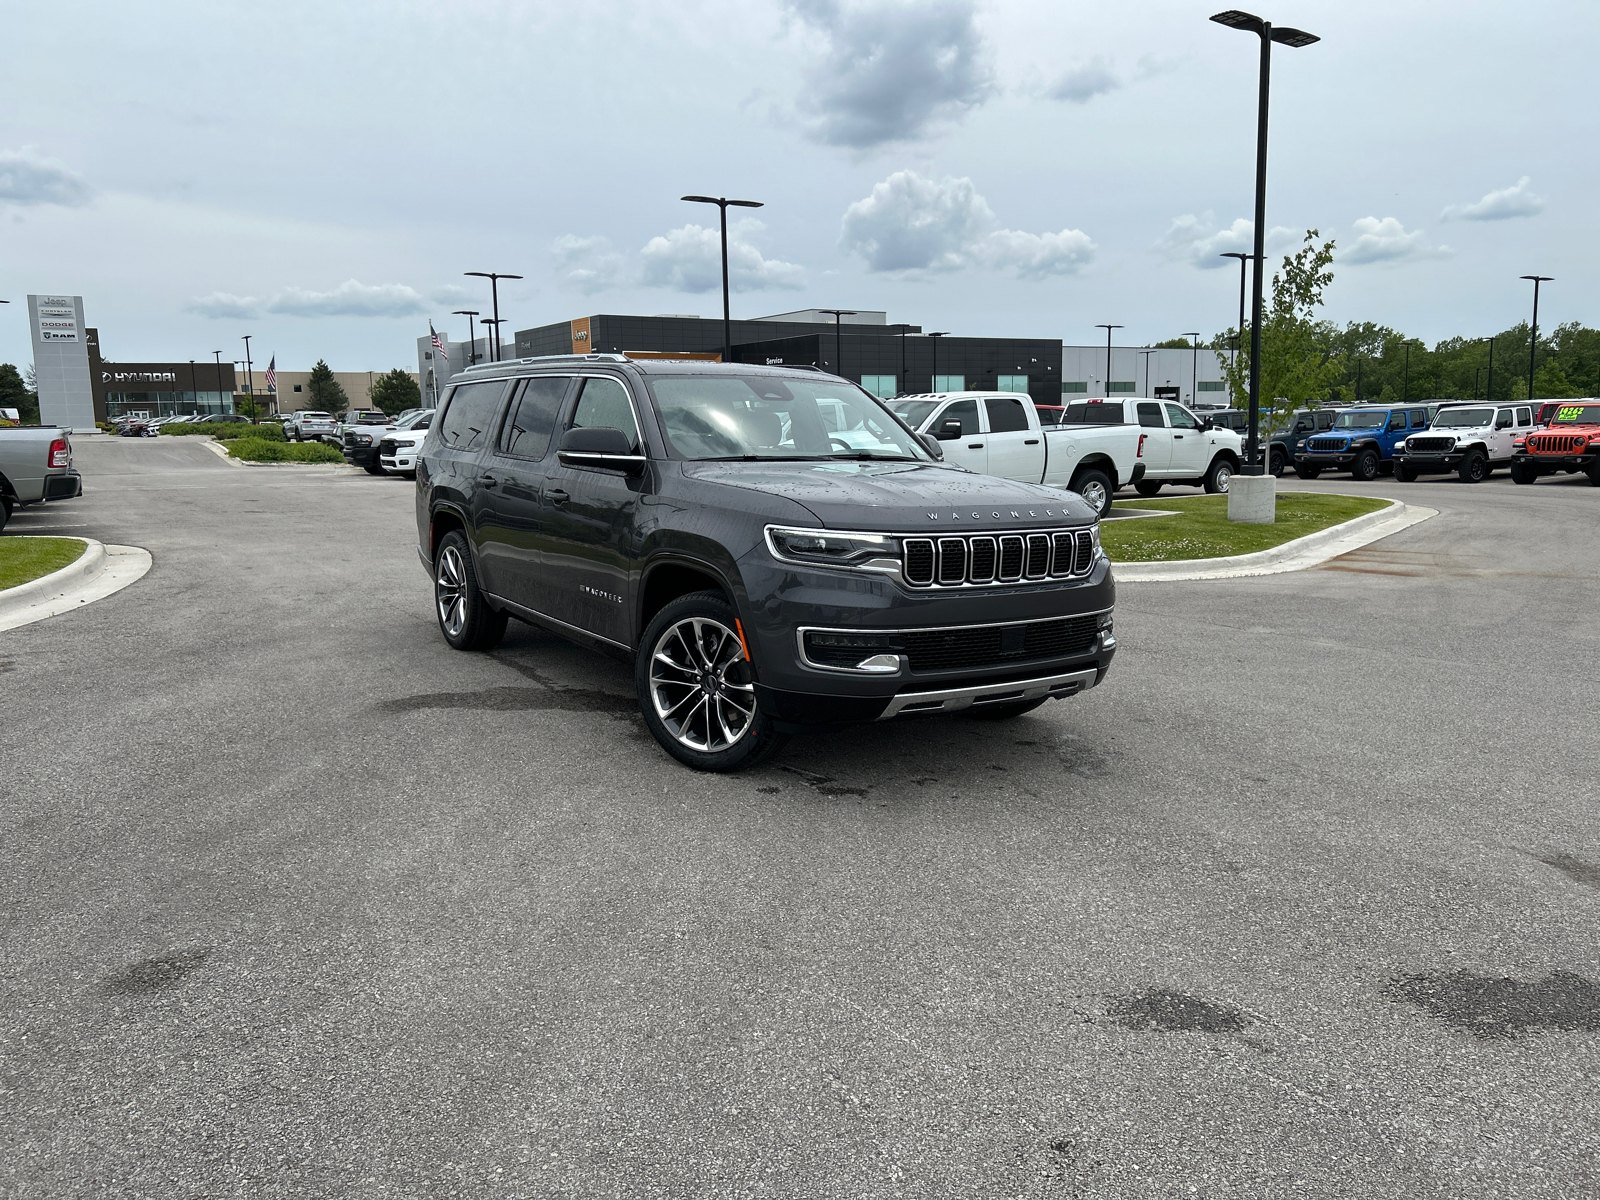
[1139,350,1157,396]
[188,360,199,414]
[1520,275,1552,401]
[452,310,481,365]
[1474,366,1485,401]
[1403,338,1422,403]
[682,194,764,364]
[464,271,522,362]
[479,318,503,364]
[1184,332,1202,404]
[892,323,913,394]
[1094,325,1122,397]
[1479,336,1496,402]
[1211,8,1319,473]
[1219,251,1251,379]
[928,332,949,392]
[213,350,225,414]
[818,310,857,380]
[240,335,255,421]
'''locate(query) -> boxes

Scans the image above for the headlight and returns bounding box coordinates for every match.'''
[1089,524,1102,555]
[766,526,899,570]
[355,434,372,445]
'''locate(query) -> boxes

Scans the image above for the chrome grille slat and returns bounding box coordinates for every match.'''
[900,527,1098,588]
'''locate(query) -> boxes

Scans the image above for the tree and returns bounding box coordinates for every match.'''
[368,368,422,416]
[306,360,348,413]
[1152,336,1195,349]
[0,363,39,424]
[1215,230,1340,422]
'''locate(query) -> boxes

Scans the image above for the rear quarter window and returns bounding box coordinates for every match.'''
[437,381,506,452]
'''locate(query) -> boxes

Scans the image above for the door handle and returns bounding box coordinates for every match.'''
[968,442,984,449]
[479,474,501,489]
[1174,434,1185,439]
[1024,439,1040,445]
[546,488,570,505]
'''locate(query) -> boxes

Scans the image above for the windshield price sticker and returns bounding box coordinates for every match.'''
[1557,406,1584,422]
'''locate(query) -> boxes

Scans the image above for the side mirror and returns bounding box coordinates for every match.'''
[935,418,964,441]
[558,427,646,473]
[1199,418,1214,432]
[918,432,945,460]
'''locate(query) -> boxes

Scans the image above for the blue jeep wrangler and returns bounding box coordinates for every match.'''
[1296,405,1432,481]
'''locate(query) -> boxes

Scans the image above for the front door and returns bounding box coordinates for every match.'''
[984,395,1045,482]
[931,398,987,473]
[1164,404,1207,476]
[538,375,646,647]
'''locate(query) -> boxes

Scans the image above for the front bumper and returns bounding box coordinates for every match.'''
[381,451,419,471]
[1514,451,1598,472]
[1299,452,1356,469]
[343,443,379,466]
[1392,450,1468,470]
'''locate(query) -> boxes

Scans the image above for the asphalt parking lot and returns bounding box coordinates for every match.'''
[4,436,1599,1199]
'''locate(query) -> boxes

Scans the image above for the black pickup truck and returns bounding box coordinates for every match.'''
[415,356,1116,771]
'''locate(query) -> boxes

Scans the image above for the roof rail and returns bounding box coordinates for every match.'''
[458,352,629,375]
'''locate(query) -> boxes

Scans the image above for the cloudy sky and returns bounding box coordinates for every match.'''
[2,0,1593,373]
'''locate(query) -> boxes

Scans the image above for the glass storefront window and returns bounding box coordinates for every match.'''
[859,374,897,398]
[998,374,1028,393]
[934,374,965,392]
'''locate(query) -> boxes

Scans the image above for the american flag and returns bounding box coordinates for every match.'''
[430,321,449,363]
[264,355,277,393]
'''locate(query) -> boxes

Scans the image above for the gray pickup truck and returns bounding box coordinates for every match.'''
[0,427,83,531]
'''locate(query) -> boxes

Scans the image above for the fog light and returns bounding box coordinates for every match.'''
[855,654,900,673]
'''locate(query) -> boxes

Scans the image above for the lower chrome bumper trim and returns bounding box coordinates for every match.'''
[877,667,1098,720]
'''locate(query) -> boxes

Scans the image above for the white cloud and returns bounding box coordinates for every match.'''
[784,0,995,148]
[1342,216,1452,265]
[639,221,804,293]
[0,146,91,207]
[552,234,629,295]
[840,170,1094,279]
[187,279,427,319]
[428,284,472,305]
[186,292,262,319]
[1047,57,1119,104]
[1155,214,1295,269]
[1441,176,1545,221]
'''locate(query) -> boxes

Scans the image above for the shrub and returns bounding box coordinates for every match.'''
[226,439,342,464]
[161,421,284,440]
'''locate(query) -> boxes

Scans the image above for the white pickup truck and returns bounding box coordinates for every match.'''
[884,392,1244,515]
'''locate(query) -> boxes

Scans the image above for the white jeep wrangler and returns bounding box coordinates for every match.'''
[1392,401,1534,482]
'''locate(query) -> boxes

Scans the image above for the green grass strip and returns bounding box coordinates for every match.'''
[0,537,87,590]
[1102,493,1391,562]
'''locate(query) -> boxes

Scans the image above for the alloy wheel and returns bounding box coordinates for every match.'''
[1078,478,1107,513]
[648,617,755,753]
[435,545,467,637]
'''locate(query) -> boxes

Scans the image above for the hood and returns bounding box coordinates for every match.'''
[681,460,1097,532]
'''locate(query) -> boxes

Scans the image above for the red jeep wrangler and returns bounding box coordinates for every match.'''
[1511,401,1600,486]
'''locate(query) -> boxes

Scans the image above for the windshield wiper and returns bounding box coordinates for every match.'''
[827,451,916,461]
[699,454,830,462]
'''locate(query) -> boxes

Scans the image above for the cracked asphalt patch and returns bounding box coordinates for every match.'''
[1104,988,1252,1034]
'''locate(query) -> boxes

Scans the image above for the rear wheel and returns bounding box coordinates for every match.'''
[1070,468,1113,517]
[1134,480,1163,498]
[433,531,507,651]
[966,698,1050,720]
[1351,449,1380,482]
[1203,457,1234,494]
[1269,448,1286,477]
[1295,464,1321,480]
[637,591,788,772]
[1394,462,1418,482]
[1457,451,1488,483]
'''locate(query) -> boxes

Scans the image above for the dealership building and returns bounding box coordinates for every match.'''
[420,309,1228,408]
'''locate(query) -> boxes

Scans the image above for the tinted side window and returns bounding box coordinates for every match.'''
[1516,407,1532,427]
[937,399,980,435]
[1411,411,1427,428]
[986,396,1030,433]
[1165,404,1198,430]
[1316,412,1335,430]
[1136,402,1164,429]
[568,377,640,451]
[1293,415,1313,433]
[437,381,505,452]
[1387,412,1408,432]
[500,377,569,460]
[1495,409,1513,430]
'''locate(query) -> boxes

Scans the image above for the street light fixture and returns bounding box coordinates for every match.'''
[1184,332,1202,404]
[464,271,522,362]
[452,310,481,365]
[928,332,950,392]
[1211,8,1320,472]
[1520,275,1553,401]
[1094,325,1122,397]
[682,194,764,364]
[817,309,857,380]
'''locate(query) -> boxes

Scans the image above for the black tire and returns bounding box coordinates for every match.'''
[966,698,1050,720]
[1295,464,1321,480]
[1202,456,1234,495]
[1457,452,1488,483]
[364,462,386,476]
[1510,461,1538,485]
[432,530,507,651]
[637,591,789,772]
[1588,464,1600,488]
[1269,449,1286,478]
[0,495,11,532]
[1350,449,1380,482]
[1134,480,1163,498]
[1394,462,1417,482]
[1070,468,1113,517]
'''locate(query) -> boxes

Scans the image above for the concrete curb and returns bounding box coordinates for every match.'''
[0,538,153,632]
[1111,498,1437,582]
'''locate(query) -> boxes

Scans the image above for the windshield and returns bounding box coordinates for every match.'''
[886,399,939,429]
[395,410,433,430]
[1064,402,1125,424]
[1432,407,1493,428]
[651,376,928,461]
[1333,411,1387,429]
[1549,404,1600,426]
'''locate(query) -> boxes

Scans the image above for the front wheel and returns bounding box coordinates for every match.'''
[1294,464,1321,480]
[1269,449,1286,478]
[1203,457,1234,494]
[1510,461,1538,485]
[1350,449,1380,482]
[1457,452,1488,483]
[433,531,507,651]
[1070,468,1113,518]
[637,592,789,773]
[1394,462,1418,482]
[1134,480,1163,498]
[364,461,386,476]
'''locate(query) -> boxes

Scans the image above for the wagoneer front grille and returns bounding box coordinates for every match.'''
[901,528,1096,588]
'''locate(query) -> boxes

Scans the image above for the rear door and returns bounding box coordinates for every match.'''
[929,398,987,474]
[1164,404,1207,476]
[537,375,648,647]
[430,378,509,575]
[983,395,1044,482]
[474,375,574,609]
[1134,401,1171,472]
